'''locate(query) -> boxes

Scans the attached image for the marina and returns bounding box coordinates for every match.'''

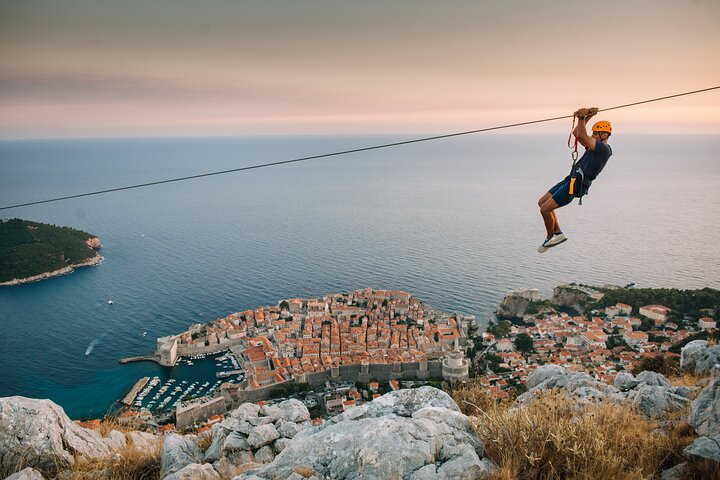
[121,350,245,413]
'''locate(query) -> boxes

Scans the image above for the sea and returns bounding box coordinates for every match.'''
[0,134,718,419]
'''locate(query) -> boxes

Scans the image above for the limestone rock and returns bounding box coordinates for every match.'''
[266,399,310,423]
[659,462,688,480]
[160,434,204,478]
[247,424,280,449]
[330,385,460,423]
[276,421,304,439]
[235,388,488,480]
[223,432,251,452]
[126,431,160,451]
[104,429,128,452]
[247,416,275,427]
[163,462,220,480]
[681,340,720,375]
[516,367,690,420]
[0,396,112,477]
[635,370,672,388]
[436,447,496,480]
[273,437,291,454]
[221,417,254,435]
[230,403,261,420]
[5,467,46,480]
[204,428,229,463]
[517,370,619,406]
[614,371,639,391]
[689,376,720,436]
[254,445,276,464]
[409,464,438,479]
[526,364,566,389]
[683,434,720,463]
[632,385,688,418]
[672,385,693,398]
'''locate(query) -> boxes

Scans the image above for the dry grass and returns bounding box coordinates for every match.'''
[452,387,697,480]
[196,432,213,452]
[54,417,164,480]
[62,440,163,480]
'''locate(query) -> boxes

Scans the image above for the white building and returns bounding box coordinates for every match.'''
[622,331,649,347]
[639,305,671,324]
[699,317,717,330]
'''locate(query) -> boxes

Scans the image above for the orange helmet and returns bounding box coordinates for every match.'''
[592,121,612,134]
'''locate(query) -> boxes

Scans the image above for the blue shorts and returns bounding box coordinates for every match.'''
[548,176,574,207]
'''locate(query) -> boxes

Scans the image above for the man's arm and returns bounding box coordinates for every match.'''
[573,108,598,150]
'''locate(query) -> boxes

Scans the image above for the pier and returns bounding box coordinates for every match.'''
[119,354,161,364]
[121,377,149,406]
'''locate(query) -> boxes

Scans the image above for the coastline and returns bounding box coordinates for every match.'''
[0,252,103,287]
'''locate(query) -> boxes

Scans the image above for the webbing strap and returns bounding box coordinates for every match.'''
[567,115,579,166]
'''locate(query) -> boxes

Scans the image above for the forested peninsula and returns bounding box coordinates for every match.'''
[0,218,102,286]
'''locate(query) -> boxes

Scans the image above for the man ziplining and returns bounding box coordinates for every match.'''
[537,107,613,253]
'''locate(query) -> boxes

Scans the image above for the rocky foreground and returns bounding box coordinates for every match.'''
[2,341,719,480]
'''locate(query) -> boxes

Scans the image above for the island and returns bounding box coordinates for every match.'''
[0,218,102,286]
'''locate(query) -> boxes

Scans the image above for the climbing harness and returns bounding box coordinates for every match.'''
[566,107,598,206]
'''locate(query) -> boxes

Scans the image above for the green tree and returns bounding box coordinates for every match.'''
[489,320,512,338]
[514,333,534,353]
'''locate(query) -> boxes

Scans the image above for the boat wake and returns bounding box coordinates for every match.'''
[85,332,108,356]
[85,339,99,356]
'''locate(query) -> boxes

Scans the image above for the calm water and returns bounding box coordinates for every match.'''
[1,134,718,419]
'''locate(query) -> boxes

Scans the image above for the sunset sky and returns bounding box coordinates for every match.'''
[1,0,719,139]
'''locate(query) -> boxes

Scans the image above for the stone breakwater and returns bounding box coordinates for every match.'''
[0,237,102,287]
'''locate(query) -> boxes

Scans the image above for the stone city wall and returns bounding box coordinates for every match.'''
[229,360,443,405]
[176,396,228,430]
[175,338,246,356]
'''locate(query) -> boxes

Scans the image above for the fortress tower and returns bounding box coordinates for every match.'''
[442,339,469,384]
[358,359,371,383]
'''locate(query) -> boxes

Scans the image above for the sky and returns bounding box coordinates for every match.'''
[0,0,719,139]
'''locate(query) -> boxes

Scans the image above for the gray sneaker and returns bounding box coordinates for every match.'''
[545,232,567,247]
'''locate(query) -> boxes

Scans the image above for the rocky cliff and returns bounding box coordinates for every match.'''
[550,284,593,313]
[495,288,542,319]
[2,341,719,479]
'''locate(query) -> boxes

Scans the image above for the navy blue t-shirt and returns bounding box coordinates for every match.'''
[577,141,612,186]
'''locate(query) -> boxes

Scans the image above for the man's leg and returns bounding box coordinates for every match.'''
[539,196,561,240]
[551,210,561,235]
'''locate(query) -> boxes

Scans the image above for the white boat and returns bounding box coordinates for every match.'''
[107,295,113,305]
[141,331,147,337]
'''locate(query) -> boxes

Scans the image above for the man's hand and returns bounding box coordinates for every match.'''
[575,108,590,118]
[575,107,599,120]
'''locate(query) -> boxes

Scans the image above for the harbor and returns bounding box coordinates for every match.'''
[120,350,244,414]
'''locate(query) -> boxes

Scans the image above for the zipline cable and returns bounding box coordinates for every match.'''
[1,84,719,212]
